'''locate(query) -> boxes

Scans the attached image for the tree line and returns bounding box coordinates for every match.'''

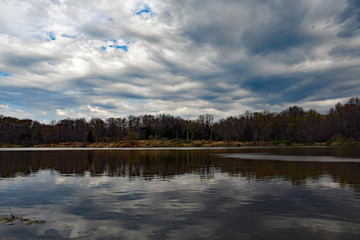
[1,97,360,146]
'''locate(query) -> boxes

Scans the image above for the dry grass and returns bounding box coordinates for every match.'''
[5,139,360,148]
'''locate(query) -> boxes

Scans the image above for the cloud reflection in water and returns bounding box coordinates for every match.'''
[0,148,360,239]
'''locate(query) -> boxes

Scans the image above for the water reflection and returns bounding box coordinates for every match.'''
[0,147,360,239]
[1,147,360,190]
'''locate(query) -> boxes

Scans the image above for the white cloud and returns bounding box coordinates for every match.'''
[56,108,75,117]
[0,104,34,118]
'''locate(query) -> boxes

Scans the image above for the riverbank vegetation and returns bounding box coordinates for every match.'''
[1,97,360,147]
[0,208,45,226]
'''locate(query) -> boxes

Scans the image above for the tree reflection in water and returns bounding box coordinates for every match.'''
[1,147,359,191]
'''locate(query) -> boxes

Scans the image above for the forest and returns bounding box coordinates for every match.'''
[0,97,359,146]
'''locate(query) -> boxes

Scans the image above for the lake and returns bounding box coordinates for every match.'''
[1,147,360,239]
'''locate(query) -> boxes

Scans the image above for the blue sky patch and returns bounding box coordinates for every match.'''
[47,32,56,41]
[136,4,152,17]
[0,71,11,77]
[243,76,298,93]
[129,99,152,104]
[136,9,151,15]
[61,33,76,39]
[109,45,128,52]
[95,104,117,110]
[100,39,129,52]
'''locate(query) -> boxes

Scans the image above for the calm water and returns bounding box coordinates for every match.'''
[1,147,360,239]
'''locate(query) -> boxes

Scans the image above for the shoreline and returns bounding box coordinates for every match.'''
[1,139,359,148]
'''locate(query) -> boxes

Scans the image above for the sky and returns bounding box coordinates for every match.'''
[0,0,360,122]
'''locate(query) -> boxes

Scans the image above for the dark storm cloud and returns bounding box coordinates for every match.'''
[180,1,246,52]
[180,0,360,111]
[0,87,79,111]
[2,52,55,68]
[81,23,115,40]
[337,0,360,38]
[242,64,360,106]
[329,45,360,59]
[241,2,308,56]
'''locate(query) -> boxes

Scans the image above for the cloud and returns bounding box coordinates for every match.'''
[0,104,34,118]
[0,0,359,121]
[337,0,360,38]
[241,1,308,56]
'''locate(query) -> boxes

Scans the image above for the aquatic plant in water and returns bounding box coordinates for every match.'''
[0,207,45,225]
